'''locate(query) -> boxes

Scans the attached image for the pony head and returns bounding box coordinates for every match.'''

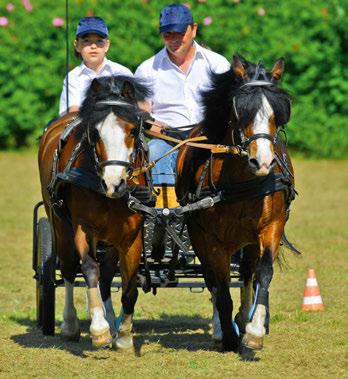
[202,55,291,177]
[80,76,151,197]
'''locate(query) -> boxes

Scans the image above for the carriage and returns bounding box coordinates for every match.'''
[32,189,243,336]
[33,56,298,352]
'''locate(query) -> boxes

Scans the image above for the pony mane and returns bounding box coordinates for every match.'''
[79,75,152,128]
[201,58,291,143]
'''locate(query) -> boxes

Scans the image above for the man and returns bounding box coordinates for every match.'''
[135,3,230,186]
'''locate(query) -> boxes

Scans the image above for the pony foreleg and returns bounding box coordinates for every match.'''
[215,281,240,352]
[242,248,273,350]
[235,280,254,334]
[235,245,258,334]
[114,274,137,350]
[61,279,80,341]
[86,285,112,348]
[75,226,111,348]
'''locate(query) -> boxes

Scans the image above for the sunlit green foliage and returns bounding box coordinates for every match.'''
[0,0,347,157]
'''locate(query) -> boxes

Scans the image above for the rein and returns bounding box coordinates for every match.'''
[129,129,247,179]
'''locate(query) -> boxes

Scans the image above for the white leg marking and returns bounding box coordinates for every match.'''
[245,304,266,338]
[89,307,110,335]
[211,288,222,342]
[115,312,134,349]
[86,287,109,335]
[61,279,79,338]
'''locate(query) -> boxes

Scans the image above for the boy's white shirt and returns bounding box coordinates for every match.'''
[59,58,133,115]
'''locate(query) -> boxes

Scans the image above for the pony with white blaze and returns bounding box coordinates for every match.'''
[38,75,153,349]
[176,55,297,353]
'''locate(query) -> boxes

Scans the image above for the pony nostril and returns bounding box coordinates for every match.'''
[249,158,260,170]
[115,179,126,194]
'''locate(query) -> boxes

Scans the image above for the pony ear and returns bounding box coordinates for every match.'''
[121,80,135,99]
[90,78,103,93]
[271,58,285,81]
[232,54,248,81]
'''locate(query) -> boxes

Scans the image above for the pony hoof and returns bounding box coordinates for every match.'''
[242,333,263,350]
[114,333,133,350]
[91,328,112,348]
[61,330,80,342]
[61,321,80,342]
[212,332,223,342]
[222,335,239,353]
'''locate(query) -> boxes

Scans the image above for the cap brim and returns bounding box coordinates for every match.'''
[160,23,189,33]
[76,29,108,38]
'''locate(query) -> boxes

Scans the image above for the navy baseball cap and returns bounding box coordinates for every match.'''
[76,17,109,38]
[159,3,193,33]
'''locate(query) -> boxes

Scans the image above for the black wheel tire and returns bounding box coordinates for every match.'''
[36,218,55,335]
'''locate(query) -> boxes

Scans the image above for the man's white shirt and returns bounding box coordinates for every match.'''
[134,41,230,127]
[59,58,132,115]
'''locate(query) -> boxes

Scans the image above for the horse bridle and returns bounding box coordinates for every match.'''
[231,67,279,153]
[87,99,148,175]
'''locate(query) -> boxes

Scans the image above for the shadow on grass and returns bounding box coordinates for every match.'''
[10,317,96,358]
[11,314,261,360]
[133,313,218,356]
[10,313,225,357]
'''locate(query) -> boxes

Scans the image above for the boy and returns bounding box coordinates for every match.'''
[59,16,132,116]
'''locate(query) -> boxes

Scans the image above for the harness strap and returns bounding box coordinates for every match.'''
[129,129,246,179]
[145,129,244,154]
[130,131,210,178]
[98,160,130,171]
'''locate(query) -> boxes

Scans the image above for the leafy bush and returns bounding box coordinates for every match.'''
[0,0,347,157]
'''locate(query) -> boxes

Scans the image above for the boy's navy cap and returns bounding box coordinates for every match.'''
[159,3,193,33]
[76,17,108,38]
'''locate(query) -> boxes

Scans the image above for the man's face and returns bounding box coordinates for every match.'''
[162,23,197,57]
[74,33,110,68]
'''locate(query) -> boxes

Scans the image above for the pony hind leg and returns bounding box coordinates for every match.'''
[99,245,119,338]
[114,233,142,350]
[61,279,80,341]
[201,265,222,343]
[54,219,80,341]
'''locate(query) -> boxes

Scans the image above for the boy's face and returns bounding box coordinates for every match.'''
[74,33,110,69]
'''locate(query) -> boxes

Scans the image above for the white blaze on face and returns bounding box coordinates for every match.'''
[252,94,274,169]
[96,113,132,195]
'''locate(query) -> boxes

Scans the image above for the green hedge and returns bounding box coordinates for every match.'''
[0,0,347,157]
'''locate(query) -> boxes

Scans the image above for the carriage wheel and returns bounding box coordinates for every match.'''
[36,218,55,335]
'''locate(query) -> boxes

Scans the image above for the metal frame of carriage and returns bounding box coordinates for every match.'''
[32,191,243,336]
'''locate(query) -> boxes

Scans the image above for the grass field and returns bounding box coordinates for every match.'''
[0,151,347,378]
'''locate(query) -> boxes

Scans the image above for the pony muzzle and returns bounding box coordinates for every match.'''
[248,156,276,176]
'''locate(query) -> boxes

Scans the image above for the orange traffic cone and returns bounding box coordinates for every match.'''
[301,269,324,311]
